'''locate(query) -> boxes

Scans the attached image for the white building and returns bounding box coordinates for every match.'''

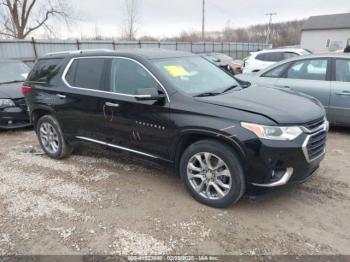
[301,13,350,53]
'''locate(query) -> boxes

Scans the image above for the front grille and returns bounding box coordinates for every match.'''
[304,117,325,131]
[306,130,327,161]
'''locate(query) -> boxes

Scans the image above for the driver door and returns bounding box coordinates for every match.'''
[101,57,171,160]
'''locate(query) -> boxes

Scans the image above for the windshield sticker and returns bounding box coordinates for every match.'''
[163,65,190,78]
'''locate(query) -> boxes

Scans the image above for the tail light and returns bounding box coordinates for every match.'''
[21,86,31,95]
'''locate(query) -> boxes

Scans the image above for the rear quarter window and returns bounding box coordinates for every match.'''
[27,58,64,85]
[65,58,106,91]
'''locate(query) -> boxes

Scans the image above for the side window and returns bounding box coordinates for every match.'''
[286,59,328,81]
[265,52,284,62]
[255,54,265,61]
[283,52,299,60]
[28,58,63,84]
[262,63,289,78]
[335,59,350,82]
[65,58,105,90]
[109,58,158,95]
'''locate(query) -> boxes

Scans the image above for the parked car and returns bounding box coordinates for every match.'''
[202,53,243,75]
[0,60,31,130]
[24,49,328,208]
[237,54,350,127]
[243,48,311,73]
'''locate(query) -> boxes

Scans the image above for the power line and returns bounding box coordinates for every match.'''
[265,12,277,44]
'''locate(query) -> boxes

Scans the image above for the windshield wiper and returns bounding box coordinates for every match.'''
[194,92,221,97]
[221,85,239,94]
[0,80,24,85]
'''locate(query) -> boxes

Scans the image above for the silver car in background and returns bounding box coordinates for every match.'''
[237,54,350,126]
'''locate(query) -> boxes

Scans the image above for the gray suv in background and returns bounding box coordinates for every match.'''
[237,54,350,126]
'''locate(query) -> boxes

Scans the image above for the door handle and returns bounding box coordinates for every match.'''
[56,94,66,99]
[105,102,120,108]
[336,91,350,96]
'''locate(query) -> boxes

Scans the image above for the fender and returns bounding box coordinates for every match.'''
[30,105,58,125]
[170,128,247,172]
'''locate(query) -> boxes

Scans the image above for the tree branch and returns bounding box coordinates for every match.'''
[23,9,64,38]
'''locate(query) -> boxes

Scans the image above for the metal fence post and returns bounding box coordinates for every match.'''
[31,37,38,59]
[76,40,80,50]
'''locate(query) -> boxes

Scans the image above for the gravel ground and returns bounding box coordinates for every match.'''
[0,128,349,256]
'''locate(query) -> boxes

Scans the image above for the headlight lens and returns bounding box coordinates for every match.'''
[0,99,15,108]
[241,122,303,141]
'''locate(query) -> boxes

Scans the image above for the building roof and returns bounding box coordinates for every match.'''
[302,13,350,31]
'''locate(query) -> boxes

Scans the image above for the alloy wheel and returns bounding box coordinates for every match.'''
[187,152,232,200]
[39,122,60,154]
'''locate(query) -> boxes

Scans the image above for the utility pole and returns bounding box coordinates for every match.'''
[265,12,277,44]
[202,0,205,41]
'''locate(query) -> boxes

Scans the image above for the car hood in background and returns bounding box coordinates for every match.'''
[196,85,325,125]
[0,82,23,99]
[235,73,260,82]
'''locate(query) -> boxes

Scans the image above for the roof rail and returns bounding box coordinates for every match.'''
[45,49,114,57]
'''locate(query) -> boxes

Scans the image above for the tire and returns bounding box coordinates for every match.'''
[36,115,73,159]
[179,139,245,208]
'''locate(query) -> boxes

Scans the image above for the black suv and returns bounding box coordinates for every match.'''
[24,49,328,208]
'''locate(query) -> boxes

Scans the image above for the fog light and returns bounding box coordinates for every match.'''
[8,120,13,125]
[271,169,287,182]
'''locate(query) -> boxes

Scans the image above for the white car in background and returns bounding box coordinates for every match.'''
[243,48,311,73]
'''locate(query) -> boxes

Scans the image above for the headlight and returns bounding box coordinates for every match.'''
[241,122,303,141]
[0,99,15,108]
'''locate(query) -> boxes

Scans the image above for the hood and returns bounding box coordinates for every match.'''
[0,82,23,99]
[196,85,325,125]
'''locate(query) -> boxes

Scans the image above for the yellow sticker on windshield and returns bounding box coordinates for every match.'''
[164,65,190,77]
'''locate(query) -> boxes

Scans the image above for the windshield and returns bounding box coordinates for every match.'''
[152,56,239,96]
[0,61,30,84]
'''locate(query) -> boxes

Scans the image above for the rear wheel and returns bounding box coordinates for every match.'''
[180,139,245,208]
[36,115,72,159]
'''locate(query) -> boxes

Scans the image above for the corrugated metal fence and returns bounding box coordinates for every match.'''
[0,39,271,62]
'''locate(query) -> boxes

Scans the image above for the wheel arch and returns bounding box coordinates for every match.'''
[31,106,56,129]
[172,129,247,175]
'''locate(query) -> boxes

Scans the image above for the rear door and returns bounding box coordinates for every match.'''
[57,57,109,140]
[275,58,331,113]
[329,58,350,125]
[100,57,171,160]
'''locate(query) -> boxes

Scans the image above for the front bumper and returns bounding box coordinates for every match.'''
[243,127,327,191]
[0,106,31,130]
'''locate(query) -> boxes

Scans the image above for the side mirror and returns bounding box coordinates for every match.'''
[134,88,166,101]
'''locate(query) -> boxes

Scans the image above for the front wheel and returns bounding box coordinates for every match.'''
[36,115,72,159]
[180,140,245,208]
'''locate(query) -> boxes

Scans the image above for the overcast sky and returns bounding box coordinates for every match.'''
[55,0,349,39]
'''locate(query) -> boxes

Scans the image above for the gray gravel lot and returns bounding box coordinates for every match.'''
[0,128,349,255]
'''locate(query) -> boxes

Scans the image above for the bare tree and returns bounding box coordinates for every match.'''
[122,0,139,40]
[0,0,72,39]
